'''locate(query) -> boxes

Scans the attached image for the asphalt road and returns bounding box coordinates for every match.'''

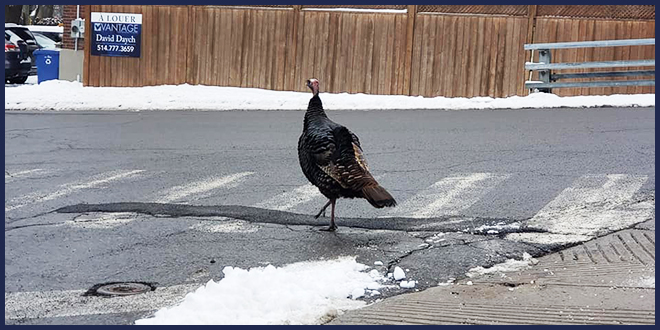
[4,108,655,324]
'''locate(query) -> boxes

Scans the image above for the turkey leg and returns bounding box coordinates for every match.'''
[319,199,337,232]
[314,199,332,219]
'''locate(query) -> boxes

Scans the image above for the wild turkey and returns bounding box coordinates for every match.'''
[298,78,396,231]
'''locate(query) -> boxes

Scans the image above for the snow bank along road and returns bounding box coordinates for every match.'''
[4,108,654,324]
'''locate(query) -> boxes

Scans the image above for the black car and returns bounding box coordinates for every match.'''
[5,34,31,84]
[5,23,39,75]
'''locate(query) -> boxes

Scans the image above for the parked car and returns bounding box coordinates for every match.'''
[25,25,63,44]
[5,23,39,75]
[32,31,60,50]
[5,34,31,84]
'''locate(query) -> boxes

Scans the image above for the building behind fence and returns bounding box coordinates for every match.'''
[62,5,655,97]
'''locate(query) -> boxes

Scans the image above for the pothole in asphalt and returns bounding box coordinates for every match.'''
[84,282,156,297]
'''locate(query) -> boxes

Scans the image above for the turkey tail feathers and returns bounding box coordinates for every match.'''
[362,184,397,208]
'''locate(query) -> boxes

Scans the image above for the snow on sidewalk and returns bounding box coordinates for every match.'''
[135,256,387,325]
[5,80,655,111]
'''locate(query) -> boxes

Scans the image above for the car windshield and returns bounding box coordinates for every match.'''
[33,32,58,49]
[7,27,35,41]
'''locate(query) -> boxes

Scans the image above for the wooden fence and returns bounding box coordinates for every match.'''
[83,5,655,97]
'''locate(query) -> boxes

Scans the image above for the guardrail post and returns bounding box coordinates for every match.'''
[538,49,552,93]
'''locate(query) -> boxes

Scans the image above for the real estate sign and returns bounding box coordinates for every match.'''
[90,12,142,58]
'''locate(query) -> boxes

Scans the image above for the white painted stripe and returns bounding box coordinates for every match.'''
[5,169,52,183]
[253,174,387,212]
[387,173,510,218]
[5,168,44,179]
[5,284,199,320]
[156,172,254,203]
[190,219,259,234]
[5,170,144,212]
[253,184,322,211]
[526,174,651,237]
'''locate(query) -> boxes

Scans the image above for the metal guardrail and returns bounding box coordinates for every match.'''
[524,38,655,93]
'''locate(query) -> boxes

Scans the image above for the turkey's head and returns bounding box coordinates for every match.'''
[306,78,319,96]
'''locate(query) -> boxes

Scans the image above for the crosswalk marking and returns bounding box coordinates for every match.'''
[386,173,510,218]
[253,184,322,211]
[5,169,49,183]
[4,284,200,320]
[525,174,652,238]
[253,174,388,212]
[155,172,254,203]
[66,212,139,229]
[4,169,653,240]
[5,170,145,212]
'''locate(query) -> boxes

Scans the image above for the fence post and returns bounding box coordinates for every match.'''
[525,5,538,45]
[288,5,302,91]
[403,5,417,96]
[185,5,195,86]
[537,49,552,93]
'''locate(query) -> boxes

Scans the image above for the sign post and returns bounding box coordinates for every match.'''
[90,12,142,58]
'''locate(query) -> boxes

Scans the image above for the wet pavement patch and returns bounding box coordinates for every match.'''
[84,282,157,297]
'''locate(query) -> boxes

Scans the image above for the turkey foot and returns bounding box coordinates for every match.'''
[319,224,338,232]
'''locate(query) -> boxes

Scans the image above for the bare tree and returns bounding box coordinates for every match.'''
[21,5,31,24]
[36,5,54,21]
[5,5,23,23]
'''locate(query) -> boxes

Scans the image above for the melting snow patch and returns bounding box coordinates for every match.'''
[350,288,365,299]
[466,253,539,278]
[393,267,406,280]
[135,257,384,325]
[368,269,382,279]
[635,276,655,289]
[374,261,384,266]
[474,222,521,233]
[399,281,416,289]
[425,232,446,244]
[438,278,456,286]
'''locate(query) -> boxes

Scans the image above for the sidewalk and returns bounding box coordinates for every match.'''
[331,221,655,325]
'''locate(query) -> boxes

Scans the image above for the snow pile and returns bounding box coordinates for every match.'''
[5,80,655,111]
[465,252,539,278]
[135,257,385,325]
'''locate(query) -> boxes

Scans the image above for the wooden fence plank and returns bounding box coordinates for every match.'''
[481,17,494,96]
